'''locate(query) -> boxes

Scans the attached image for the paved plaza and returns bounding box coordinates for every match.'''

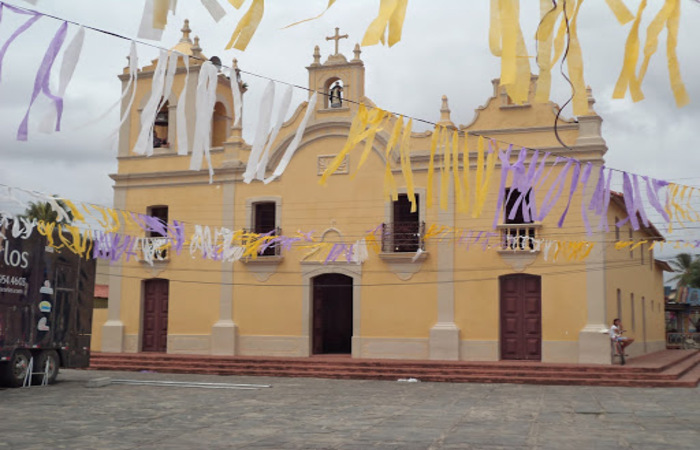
[0,369,698,449]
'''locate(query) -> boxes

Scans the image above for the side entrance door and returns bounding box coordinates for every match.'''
[142,279,169,352]
[500,274,541,361]
[312,274,353,354]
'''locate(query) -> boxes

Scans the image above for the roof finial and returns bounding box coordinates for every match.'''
[352,43,362,62]
[192,36,202,58]
[180,19,192,44]
[438,95,456,128]
[312,45,321,66]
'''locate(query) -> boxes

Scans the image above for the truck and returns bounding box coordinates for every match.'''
[0,222,95,386]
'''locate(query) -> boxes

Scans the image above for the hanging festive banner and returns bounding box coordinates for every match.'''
[138,0,164,41]
[284,0,337,29]
[189,61,220,181]
[0,2,42,82]
[38,25,85,134]
[17,21,68,141]
[243,80,275,183]
[176,54,190,155]
[225,0,264,51]
[266,92,318,184]
[201,0,227,22]
[133,49,169,155]
[362,0,409,48]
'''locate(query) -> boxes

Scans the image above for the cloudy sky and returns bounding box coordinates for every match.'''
[0,0,699,246]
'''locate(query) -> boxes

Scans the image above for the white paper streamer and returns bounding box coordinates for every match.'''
[256,85,293,180]
[189,61,219,182]
[176,54,190,155]
[151,49,179,146]
[133,49,169,155]
[265,92,317,184]
[138,0,165,41]
[200,0,227,22]
[39,26,85,134]
[169,0,178,13]
[230,66,242,127]
[243,81,275,184]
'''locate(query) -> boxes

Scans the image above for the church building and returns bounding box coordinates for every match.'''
[98,22,668,365]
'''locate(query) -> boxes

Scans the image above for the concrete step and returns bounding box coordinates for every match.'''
[86,350,700,388]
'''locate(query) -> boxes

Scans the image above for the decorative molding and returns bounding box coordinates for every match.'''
[317,154,349,175]
[378,252,428,281]
[497,251,539,272]
[241,256,284,282]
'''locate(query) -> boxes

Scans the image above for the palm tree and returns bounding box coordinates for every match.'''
[669,253,700,288]
[19,199,73,224]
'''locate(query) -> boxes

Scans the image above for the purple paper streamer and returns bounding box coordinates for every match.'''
[492,145,513,229]
[0,4,42,82]
[510,149,540,223]
[557,162,581,228]
[579,163,593,235]
[537,159,573,222]
[631,174,650,228]
[325,243,345,264]
[168,220,186,255]
[645,177,670,223]
[505,148,527,222]
[17,21,68,141]
[598,168,613,232]
[620,172,640,230]
[588,166,606,215]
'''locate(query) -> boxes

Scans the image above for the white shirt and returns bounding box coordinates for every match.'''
[609,324,621,340]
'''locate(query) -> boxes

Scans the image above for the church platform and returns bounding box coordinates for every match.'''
[87,349,700,388]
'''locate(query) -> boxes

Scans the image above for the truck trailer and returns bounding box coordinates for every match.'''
[0,223,95,386]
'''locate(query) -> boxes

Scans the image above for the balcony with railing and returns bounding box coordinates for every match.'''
[497,223,542,252]
[241,227,282,259]
[139,237,170,264]
[381,221,426,254]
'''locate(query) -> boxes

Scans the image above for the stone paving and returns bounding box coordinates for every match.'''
[0,369,698,449]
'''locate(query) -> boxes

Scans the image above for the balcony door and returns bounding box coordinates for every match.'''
[391,194,420,253]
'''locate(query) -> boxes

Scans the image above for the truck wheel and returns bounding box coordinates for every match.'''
[34,350,60,385]
[1,349,32,387]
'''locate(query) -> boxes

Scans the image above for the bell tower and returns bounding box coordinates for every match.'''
[307,28,365,111]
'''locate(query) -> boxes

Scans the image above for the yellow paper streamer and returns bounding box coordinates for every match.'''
[605,0,634,24]
[383,116,403,201]
[284,0,337,29]
[439,126,451,211]
[534,0,563,103]
[462,134,471,214]
[352,109,387,177]
[488,0,502,57]
[426,125,440,209]
[62,199,86,223]
[613,0,647,102]
[153,0,170,29]
[362,0,409,48]
[225,0,265,51]
[566,0,589,116]
[496,0,530,105]
[319,104,368,185]
[666,0,689,107]
[472,138,497,218]
[228,0,245,8]
[633,0,675,98]
[452,130,466,213]
[399,118,417,213]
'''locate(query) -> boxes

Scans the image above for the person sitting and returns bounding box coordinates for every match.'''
[610,318,634,354]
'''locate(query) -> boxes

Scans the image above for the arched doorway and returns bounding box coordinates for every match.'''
[142,279,169,352]
[312,273,353,354]
[499,274,541,361]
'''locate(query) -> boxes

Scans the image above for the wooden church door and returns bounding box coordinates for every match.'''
[312,274,353,354]
[142,279,169,352]
[500,274,542,361]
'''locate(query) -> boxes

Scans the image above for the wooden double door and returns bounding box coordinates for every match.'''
[142,279,169,353]
[500,274,542,361]
[312,274,353,354]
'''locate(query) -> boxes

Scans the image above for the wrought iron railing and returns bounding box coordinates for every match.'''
[498,224,539,251]
[140,237,170,263]
[666,332,700,349]
[381,221,425,253]
[242,227,282,257]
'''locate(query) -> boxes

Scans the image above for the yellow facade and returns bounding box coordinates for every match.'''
[100,27,668,364]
